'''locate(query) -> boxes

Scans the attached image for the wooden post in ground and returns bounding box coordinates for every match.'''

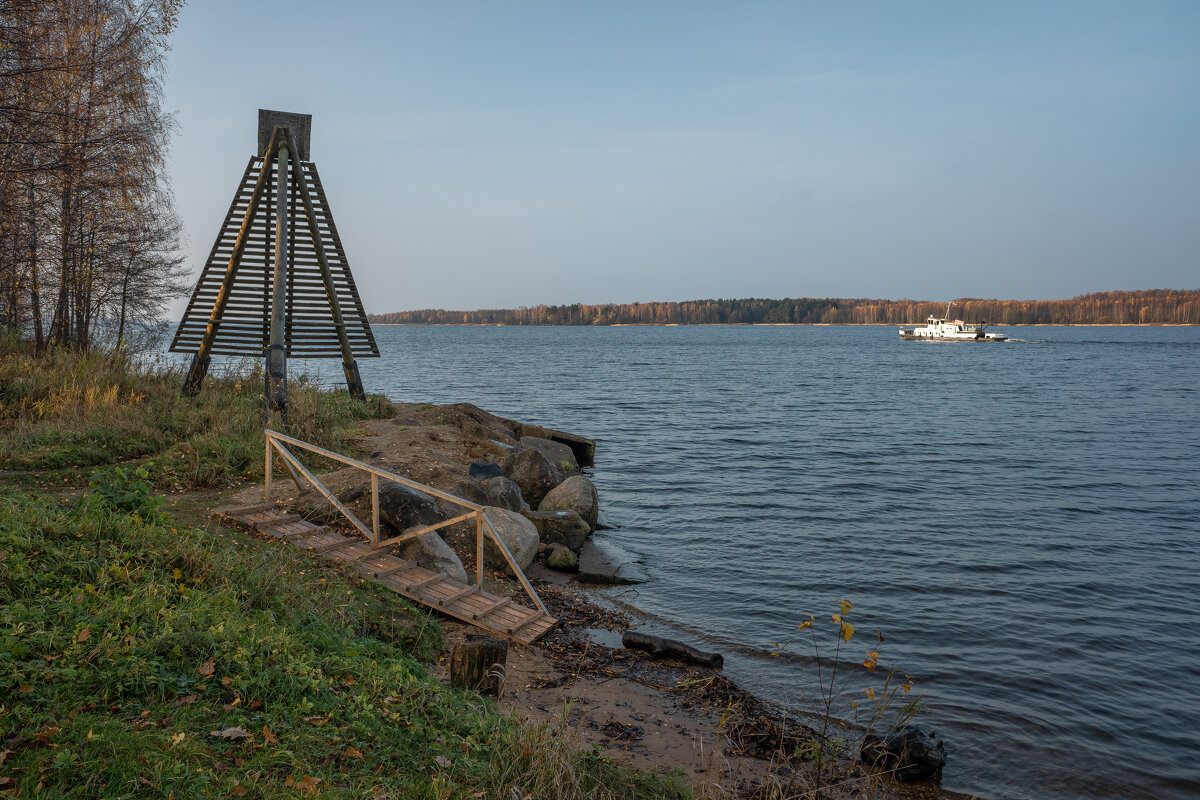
[449,635,509,696]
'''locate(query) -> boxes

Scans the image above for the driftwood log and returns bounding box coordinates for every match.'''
[449,635,509,696]
[622,631,723,669]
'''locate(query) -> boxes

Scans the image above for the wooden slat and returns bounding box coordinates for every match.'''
[404,572,446,592]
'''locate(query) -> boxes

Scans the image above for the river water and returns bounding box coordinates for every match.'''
[285,324,1199,799]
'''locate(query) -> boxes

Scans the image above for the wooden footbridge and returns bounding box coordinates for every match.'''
[216,430,556,645]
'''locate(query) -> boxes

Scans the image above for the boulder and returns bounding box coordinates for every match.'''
[446,478,489,507]
[336,485,365,504]
[500,449,559,507]
[520,436,579,480]
[480,476,529,513]
[481,507,539,575]
[861,726,946,783]
[545,544,578,572]
[469,461,502,480]
[576,540,646,585]
[538,475,599,530]
[378,481,443,532]
[391,531,468,585]
[523,509,590,551]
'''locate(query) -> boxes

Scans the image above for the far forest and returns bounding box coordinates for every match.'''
[371,289,1200,327]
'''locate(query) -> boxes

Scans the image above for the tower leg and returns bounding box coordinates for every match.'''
[343,360,365,401]
[266,343,287,416]
[182,354,211,397]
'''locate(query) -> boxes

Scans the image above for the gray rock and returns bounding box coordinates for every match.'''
[861,726,946,783]
[545,544,578,571]
[336,485,365,504]
[378,481,443,532]
[446,478,489,507]
[538,475,599,531]
[481,506,539,575]
[480,475,529,512]
[391,531,468,584]
[523,509,590,551]
[469,461,502,480]
[520,436,579,480]
[576,540,645,585]
[500,448,559,507]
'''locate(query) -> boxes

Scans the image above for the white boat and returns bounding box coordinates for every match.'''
[899,304,1007,341]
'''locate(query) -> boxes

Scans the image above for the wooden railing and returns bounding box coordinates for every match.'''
[264,429,546,614]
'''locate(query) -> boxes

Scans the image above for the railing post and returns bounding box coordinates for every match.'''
[475,512,484,586]
[371,472,379,546]
[264,432,273,504]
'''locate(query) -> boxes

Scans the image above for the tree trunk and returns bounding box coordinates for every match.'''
[449,635,509,696]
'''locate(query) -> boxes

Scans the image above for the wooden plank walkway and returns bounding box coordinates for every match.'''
[215,505,556,645]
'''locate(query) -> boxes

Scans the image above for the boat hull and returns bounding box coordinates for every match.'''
[898,331,1007,341]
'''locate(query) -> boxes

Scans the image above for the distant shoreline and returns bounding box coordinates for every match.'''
[367,290,1200,327]
[369,321,1198,327]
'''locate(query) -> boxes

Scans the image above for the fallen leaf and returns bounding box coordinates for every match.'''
[296,775,322,795]
[231,787,249,797]
[434,755,453,769]
[221,677,233,688]
[342,675,356,686]
[345,745,364,759]
[262,726,278,745]
[248,699,263,711]
[17,684,32,694]
[0,750,10,765]
[198,659,215,677]
[138,777,151,785]
[174,694,199,706]
[209,726,251,741]
[303,716,328,726]
[32,726,61,742]
[76,626,91,643]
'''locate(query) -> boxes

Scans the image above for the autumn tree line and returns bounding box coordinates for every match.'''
[1,0,187,354]
[370,290,1200,327]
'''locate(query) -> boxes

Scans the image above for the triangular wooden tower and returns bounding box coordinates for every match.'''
[172,110,378,409]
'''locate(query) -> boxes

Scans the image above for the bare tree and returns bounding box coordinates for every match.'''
[0,0,186,352]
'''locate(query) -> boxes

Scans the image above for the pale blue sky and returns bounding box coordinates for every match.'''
[164,1,1199,314]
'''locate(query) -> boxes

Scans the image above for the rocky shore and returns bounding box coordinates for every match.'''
[236,400,974,800]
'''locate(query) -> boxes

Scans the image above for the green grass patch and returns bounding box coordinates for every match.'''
[0,492,690,799]
[0,350,393,489]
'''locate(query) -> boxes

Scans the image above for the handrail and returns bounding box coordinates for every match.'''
[264,429,546,614]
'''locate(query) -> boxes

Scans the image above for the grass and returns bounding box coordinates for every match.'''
[0,491,690,799]
[0,349,393,490]
[0,347,692,798]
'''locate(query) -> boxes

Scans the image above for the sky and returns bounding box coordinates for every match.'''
[163,1,1200,316]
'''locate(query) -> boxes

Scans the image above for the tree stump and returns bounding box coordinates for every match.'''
[449,635,509,696]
